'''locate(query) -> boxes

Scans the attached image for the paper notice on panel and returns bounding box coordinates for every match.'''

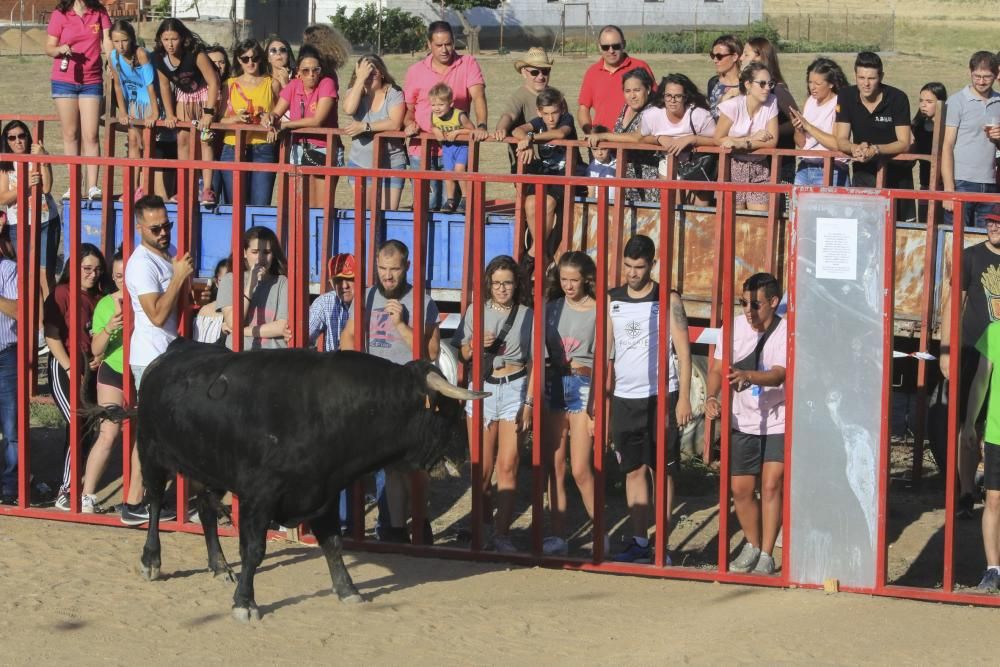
[815,218,858,280]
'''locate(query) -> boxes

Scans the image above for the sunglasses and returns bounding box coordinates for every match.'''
[599,43,623,52]
[6,132,27,141]
[239,55,260,64]
[710,52,734,61]
[752,79,776,90]
[269,46,288,54]
[147,222,173,235]
[524,67,550,78]
[738,298,764,311]
[298,66,321,75]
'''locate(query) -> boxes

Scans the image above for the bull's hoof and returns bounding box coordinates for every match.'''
[337,591,365,604]
[139,562,160,581]
[211,565,236,583]
[231,605,260,623]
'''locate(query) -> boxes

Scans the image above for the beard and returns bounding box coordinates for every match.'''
[377,278,408,300]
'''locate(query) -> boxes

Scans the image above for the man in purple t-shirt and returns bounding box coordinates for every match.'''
[705,272,788,576]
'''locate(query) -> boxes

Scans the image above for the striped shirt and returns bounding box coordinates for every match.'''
[308,290,350,352]
[0,259,18,352]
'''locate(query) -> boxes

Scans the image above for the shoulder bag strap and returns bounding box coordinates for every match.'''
[486,304,519,355]
[751,314,782,370]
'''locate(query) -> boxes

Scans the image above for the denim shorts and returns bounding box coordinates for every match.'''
[441,143,469,171]
[51,80,103,98]
[346,159,406,190]
[545,372,591,413]
[465,373,527,424]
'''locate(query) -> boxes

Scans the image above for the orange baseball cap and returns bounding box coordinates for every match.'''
[328,253,356,279]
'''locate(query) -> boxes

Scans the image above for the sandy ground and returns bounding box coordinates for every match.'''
[0,515,998,666]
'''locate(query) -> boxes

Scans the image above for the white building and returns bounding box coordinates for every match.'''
[169,1,763,42]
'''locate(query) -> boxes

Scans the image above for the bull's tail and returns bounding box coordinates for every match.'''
[77,400,137,436]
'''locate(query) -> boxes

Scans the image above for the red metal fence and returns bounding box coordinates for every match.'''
[1,113,998,607]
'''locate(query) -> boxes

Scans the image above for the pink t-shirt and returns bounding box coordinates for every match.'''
[279,76,339,148]
[47,7,110,85]
[713,315,787,435]
[640,105,716,138]
[403,53,485,156]
[717,94,778,162]
[800,94,847,165]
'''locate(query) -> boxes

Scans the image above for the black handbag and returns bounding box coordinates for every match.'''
[674,108,718,182]
[299,142,328,167]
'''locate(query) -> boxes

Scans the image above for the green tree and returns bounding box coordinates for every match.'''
[436,0,502,54]
[330,4,426,54]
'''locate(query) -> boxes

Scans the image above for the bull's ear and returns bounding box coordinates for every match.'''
[424,371,491,400]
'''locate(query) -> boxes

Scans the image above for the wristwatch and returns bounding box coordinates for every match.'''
[477,123,488,130]
[525,130,535,140]
[364,122,371,133]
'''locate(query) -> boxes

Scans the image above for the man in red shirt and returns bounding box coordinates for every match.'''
[576,25,655,133]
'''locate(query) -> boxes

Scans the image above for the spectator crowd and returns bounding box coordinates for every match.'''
[5,3,1000,593]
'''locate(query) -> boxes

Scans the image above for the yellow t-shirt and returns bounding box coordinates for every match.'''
[224,76,275,146]
[431,107,464,134]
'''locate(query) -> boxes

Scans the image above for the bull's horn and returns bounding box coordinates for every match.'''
[425,371,491,400]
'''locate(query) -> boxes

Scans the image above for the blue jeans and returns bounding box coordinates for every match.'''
[219,143,278,206]
[943,180,998,228]
[8,218,61,271]
[338,468,388,533]
[408,153,443,211]
[0,346,19,497]
[794,163,850,187]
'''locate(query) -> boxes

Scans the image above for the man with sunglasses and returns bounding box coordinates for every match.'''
[940,208,1000,522]
[576,25,654,134]
[834,51,914,220]
[705,272,788,575]
[494,48,555,170]
[121,194,192,523]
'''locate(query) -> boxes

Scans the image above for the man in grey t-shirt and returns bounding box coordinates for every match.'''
[342,240,441,543]
[942,51,1000,228]
[492,48,555,171]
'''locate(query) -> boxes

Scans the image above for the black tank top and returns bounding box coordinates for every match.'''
[153,50,206,94]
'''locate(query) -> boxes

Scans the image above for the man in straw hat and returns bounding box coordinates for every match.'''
[493,47,555,143]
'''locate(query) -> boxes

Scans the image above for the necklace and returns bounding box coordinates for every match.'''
[489,300,512,312]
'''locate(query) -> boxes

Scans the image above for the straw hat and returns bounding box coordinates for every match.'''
[514,47,554,73]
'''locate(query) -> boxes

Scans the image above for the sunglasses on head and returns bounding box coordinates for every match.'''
[148,222,173,235]
[752,79,776,90]
[600,42,623,52]
[710,52,734,61]
[239,54,259,64]
[269,46,287,54]
[525,67,550,78]
[6,132,26,141]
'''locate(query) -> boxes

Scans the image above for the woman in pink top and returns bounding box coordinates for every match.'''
[714,63,779,211]
[44,0,112,201]
[640,73,718,205]
[265,45,339,205]
[789,57,850,187]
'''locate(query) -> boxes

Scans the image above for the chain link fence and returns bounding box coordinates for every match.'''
[766,11,895,52]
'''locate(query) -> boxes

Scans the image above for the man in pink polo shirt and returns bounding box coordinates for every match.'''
[403,20,489,211]
[705,272,788,577]
[576,25,654,134]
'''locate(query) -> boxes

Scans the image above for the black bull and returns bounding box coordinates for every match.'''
[89,338,488,622]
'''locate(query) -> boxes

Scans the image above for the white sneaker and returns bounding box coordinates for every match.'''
[81,494,97,514]
[61,189,71,200]
[542,535,568,556]
[87,186,102,200]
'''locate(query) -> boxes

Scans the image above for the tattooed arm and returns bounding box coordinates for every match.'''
[669,291,693,426]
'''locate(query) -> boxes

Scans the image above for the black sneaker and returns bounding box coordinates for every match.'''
[378,527,411,544]
[441,198,458,214]
[120,502,150,526]
[957,493,976,520]
[455,197,466,214]
[977,568,1000,593]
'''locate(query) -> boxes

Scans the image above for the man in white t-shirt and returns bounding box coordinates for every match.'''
[120,195,193,525]
[608,235,692,564]
[705,272,788,575]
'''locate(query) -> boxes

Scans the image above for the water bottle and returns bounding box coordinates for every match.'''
[60,54,70,72]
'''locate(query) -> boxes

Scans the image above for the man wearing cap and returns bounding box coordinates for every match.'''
[576,25,654,134]
[307,253,356,352]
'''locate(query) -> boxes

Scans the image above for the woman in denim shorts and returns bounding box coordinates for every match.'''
[459,255,533,554]
[45,0,112,200]
[542,252,599,556]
